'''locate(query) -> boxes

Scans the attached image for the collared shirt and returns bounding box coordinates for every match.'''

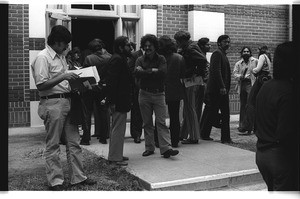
[233,57,258,85]
[31,45,71,97]
[134,52,167,90]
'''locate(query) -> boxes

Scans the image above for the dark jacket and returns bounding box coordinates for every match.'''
[255,79,296,151]
[164,53,185,101]
[206,47,231,94]
[106,53,133,112]
[134,52,167,91]
[180,41,207,78]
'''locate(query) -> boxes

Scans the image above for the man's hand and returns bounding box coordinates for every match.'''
[136,66,143,71]
[64,72,80,81]
[220,88,227,95]
[151,68,158,72]
[109,104,116,115]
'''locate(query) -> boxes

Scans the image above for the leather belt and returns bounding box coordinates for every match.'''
[142,88,164,94]
[40,93,72,100]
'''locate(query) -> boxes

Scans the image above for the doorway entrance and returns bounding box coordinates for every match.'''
[71,17,115,61]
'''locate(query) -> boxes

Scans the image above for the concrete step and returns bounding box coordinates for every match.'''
[137,168,264,191]
[210,181,267,191]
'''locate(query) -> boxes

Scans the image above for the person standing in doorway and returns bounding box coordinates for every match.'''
[31,25,96,190]
[233,47,258,135]
[200,35,233,144]
[134,34,179,158]
[106,36,133,166]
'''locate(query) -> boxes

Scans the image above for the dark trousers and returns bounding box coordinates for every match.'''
[256,147,298,191]
[167,100,181,146]
[81,91,110,142]
[239,81,252,128]
[242,79,263,131]
[130,86,143,139]
[200,93,230,141]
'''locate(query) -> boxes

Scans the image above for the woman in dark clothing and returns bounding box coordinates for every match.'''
[158,35,185,147]
[255,42,299,191]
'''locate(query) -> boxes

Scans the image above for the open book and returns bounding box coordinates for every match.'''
[67,66,100,91]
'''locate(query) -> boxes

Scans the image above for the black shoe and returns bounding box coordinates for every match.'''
[134,137,141,143]
[221,139,235,144]
[91,134,100,138]
[80,140,90,145]
[201,137,214,141]
[181,139,198,144]
[142,150,154,157]
[75,178,97,186]
[109,161,128,166]
[99,139,107,144]
[49,184,64,191]
[162,149,179,158]
[238,131,252,136]
[122,156,129,161]
[238,128,247,133]
[155,142,159,148]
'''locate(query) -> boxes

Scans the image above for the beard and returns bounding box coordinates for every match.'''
[242,54,250,61]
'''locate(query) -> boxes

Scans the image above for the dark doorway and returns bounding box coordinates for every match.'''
[71,17,115,61]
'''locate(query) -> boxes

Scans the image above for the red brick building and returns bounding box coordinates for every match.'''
[8,4,292,127]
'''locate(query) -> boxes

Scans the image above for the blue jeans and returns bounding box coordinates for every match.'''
[138,90,171,154]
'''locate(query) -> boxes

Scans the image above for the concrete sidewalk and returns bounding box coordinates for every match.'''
[8,114,266,191]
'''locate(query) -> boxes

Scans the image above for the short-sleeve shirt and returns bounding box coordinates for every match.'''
[31,45,71,97]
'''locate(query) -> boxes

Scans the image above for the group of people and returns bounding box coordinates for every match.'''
[31,25,298,191]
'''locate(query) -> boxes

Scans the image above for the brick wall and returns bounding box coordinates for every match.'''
[157,4,289,113]
[8,4,30,127]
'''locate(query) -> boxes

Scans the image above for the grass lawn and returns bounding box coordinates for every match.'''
[8,133,144,191]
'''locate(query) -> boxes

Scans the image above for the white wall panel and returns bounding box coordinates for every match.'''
[29,3,46,38]
[188,11,224,42]
[140,9,157,36]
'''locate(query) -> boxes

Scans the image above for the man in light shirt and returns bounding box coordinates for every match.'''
[233,47,258,135]
[31,25,96,190]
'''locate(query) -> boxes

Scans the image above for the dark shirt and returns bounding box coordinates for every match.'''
[180,40,207,78]
[134,52,167,91]
[164,53,185,101]
[106,53,132,112]
[255,79,295,151]
[206,47,231,94]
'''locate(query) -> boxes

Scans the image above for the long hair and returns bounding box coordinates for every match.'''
[158,35,177,56]
[140,34,159,50]
[258,45,272,62]
[174,30,191,42]
[113,36,128,54]
[240,46,252,57]
[47,25,72,46]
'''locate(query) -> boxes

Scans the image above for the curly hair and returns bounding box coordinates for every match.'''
[158,35,177,56]
[140,34,159,50]
[174,30,191,42]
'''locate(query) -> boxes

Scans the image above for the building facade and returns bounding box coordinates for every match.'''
[8,4,291,127]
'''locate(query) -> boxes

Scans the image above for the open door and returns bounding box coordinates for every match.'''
[45,11,71,38]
